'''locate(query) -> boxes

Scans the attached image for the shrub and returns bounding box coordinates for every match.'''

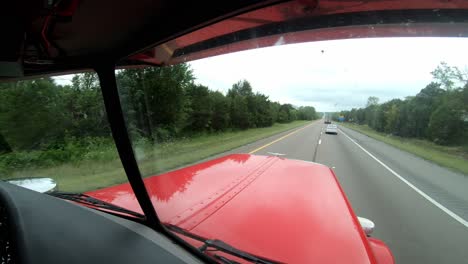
[0,137,119,174]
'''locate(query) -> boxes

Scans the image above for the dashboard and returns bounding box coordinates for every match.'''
[0,182,203,264]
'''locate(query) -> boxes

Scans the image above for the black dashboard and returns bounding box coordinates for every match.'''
[0,182,203,264]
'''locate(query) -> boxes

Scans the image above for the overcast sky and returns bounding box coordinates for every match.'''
[189,37,468,112]
[54,37,468,112]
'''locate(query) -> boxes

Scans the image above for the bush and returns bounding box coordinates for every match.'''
[155,127,175,141]
[0,137,119,174]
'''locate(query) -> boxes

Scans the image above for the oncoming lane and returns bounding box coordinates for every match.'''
[249,120,322,162]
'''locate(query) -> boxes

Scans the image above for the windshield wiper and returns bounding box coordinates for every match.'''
[165,224,279,264]
[48,191,145,219]
[50,192,277,263]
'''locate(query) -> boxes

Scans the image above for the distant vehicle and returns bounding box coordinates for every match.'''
[325,124,338,135]
[324,119,332,124]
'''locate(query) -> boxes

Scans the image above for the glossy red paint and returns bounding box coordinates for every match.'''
[368,238,395,264]
[87,154,393,263]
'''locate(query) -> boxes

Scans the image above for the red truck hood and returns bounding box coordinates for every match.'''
[87,154,378,263]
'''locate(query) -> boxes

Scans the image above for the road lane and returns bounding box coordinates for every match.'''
[231,121,468,264]
[250,120,322,161]
[319,125,468,264]
[339,128,468,227]
[339,126,468,223]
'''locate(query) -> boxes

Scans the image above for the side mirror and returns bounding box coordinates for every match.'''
[358,216,375,235]
[6,177,57,193]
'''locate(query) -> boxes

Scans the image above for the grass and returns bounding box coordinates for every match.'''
[3,121,310,192]
[341,123,468,176]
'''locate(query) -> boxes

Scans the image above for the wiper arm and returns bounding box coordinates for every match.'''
[50,193,275,263]
[165,224,278,264]
[213,254,241,264]
[48,191,144,219]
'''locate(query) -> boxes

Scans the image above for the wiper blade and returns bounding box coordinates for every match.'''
[214,254,241,264]
[48,191,144,219]
[165,224,278,264]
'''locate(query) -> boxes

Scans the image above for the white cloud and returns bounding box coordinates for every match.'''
[189,37,468,112]
[53,74,75,85]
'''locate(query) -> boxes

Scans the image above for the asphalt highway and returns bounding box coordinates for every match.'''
[224,120,468,264]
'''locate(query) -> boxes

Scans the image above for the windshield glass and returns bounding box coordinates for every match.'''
[116,36,468,263]
[3,1,468,263]
[0,72,134,202]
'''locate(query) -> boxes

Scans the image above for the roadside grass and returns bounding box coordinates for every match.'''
[341,123,468,176]
[3,121,310,192]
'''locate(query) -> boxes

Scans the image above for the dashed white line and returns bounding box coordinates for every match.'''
[339,128,468,228]
[318,139,322,145]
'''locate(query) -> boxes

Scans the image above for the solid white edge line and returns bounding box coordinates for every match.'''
[339,128,468,228]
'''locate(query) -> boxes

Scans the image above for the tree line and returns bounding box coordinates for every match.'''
[339,62,468,146]
[117,66,318,142]
[0,63,319,156]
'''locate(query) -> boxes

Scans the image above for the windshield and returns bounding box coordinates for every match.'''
[2,14,468,264]
[115,37,468,263]
[3,1,468,263]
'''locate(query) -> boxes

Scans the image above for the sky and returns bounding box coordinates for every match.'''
[188,37,468,112]
[54,37,468,112]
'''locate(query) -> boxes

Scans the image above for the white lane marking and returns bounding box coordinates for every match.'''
[267,152,286,157]
[318,139,322,145]
[321,132,323,135]
[339,129,468,228]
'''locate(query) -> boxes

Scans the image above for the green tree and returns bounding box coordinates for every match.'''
[67,73,109,138]
[0,78,66,150]
[116,64,195,140]
[297,106,318,120]
[228,80,254,129]
[251,93,274,127]
[431,62,468,90]
[144,65,194,132]
[344,63,467,147]
[428,100,465,144]
[229,80,254,97]
[366,96,380,107]
[277,104,296,123]
[364,96,380,129]
[409,83,445,137]
[185,84,213,131]
[210,91,230,131]
[229,95,251,129]
[269,102,281,123]
[116,68,154,140]
[384,102,401,133]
